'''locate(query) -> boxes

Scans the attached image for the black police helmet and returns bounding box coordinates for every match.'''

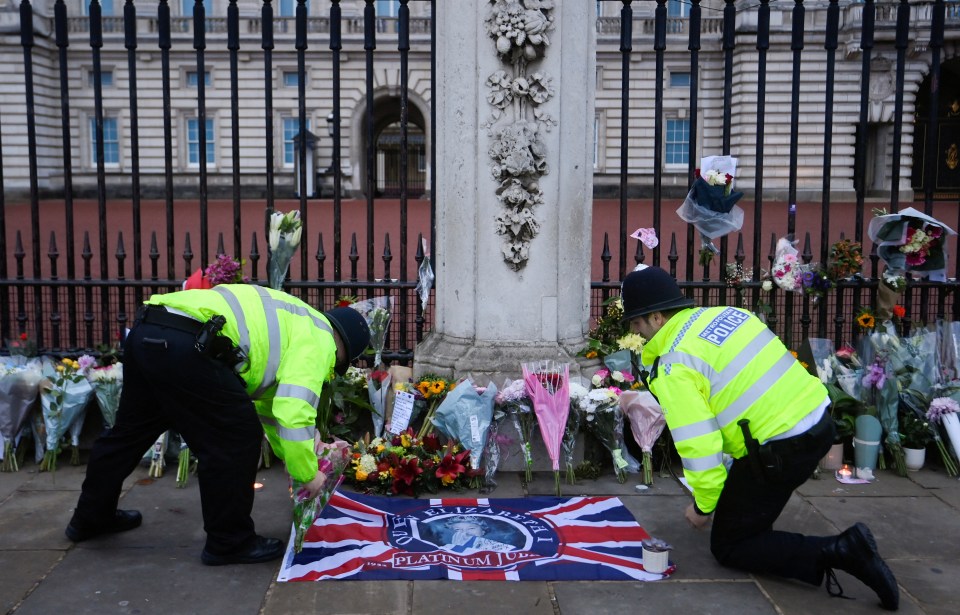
[620,266,695,324]
[323,307,371,374]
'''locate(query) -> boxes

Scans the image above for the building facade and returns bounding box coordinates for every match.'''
[0,0,958,201]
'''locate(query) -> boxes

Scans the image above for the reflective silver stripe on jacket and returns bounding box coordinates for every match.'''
[663,308,706,376]
[258,415,316,442]
[214,285,334,398]
[681,451,724,472]
[660,319,786,445]
[276,382,321,409]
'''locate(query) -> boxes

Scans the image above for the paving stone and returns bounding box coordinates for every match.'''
[0,489,80,550]
[0,550,63,614]
[264,580,409,615]
[552,579,777,615]
[804,494,958,560]
[754,569,924,615]
[11,546,277,615]
[796,468,929,498]
[413,581,554,615]
[889,556,960,615]
[903,467,960,509]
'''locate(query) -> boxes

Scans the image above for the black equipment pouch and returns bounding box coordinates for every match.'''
[738,418,784,482]
[194,315,248,371]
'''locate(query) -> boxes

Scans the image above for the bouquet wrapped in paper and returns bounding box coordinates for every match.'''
[367,369,392,439]
[38,356,95,472]
[496,378,537,482]
[0,359,43,472]
[620,390,665,485]
[566,381,589,485]
[868,207,956,282]
[430,379,497,480]
[291,438,351,553]
[579,387,638,482]
[676,155,744,264]
[481,408,508,493]
[522,361,570,495]
[350,296,391,368]
[415,236,434,311]
[267,209,303,290]
[771,236,809,292]
[87,363,123,430]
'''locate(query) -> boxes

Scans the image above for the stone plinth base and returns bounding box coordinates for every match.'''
[414,332,591,384]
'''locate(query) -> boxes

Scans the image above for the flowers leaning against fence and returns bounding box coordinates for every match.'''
[0,358,43,472]
[496,379,538,482]
[579,387,633,483]
[38,356,95,473]
[926,397,960,476]
[204,253,248,286]
[267,209,303,290]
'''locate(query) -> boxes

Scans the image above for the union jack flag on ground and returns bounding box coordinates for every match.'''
[278,491,675,581]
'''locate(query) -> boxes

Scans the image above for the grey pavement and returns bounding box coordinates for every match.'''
[1,457,957,615]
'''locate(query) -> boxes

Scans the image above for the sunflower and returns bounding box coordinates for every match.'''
[417,381,431,397]
[430,380,446,395]
[857,312,875,330]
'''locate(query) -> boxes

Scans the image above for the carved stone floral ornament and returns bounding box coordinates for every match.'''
[484,0,556,270]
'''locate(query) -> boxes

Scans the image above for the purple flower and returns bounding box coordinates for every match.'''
[927,397,960,423]
[861,361,887,390]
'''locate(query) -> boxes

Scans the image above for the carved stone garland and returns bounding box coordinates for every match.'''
[484,0,556,271]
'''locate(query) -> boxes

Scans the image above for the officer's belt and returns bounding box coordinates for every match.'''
[137,305,205,335]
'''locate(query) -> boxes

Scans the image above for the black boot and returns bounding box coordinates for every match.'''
[820,522,899,611]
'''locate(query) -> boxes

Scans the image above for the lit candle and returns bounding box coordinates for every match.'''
[253,482,264,491]
[838,465,852,479]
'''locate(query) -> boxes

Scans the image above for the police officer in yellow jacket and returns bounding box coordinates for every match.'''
[65,284,370,566]
[622,266,898,611]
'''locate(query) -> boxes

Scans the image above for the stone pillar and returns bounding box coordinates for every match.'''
[415,1,596,382]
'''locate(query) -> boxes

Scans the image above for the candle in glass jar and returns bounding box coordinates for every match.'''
[838,465,852,479]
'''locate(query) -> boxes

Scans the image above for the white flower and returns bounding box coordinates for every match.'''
[591,374,602,387]
[761,280,773,292]
[611,371,624,383]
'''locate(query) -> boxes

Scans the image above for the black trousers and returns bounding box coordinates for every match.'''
[73,320,264,554]
[710,410,836,585]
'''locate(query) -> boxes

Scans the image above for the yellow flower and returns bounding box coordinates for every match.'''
[355,470,368,481]
[441,475,456,486]
[617,333,647,354]
[56,365,65,373]
[585,350,598,359]
[375,444,385,453]
[417,381,431,397]
[430,381,445,395]
[857,312,875,330]
[400,433,412,448]
[61,358,72,366]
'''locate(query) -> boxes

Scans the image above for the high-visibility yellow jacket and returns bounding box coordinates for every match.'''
[147,284,337,483]
[640,306,828,514]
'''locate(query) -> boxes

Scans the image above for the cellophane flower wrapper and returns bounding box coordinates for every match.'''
[350,296,391,367]
[415,237,435,311]
[522,361,570,496]
[620,390,666,486]
[564,382,587,485]
[581,389,639,482]
[430,379,496,473]
[497,378,537,482]
[868,207,957,282]
[0,359,43,471]
[936,320,960,385]
[39,358,94,472]
[267,210,302,290]
[367,371,391,439]
[88,364,123,429]
[481,409,507,493]
[771,236,809,292]
[291,439,351,553]
[676,155,744,256]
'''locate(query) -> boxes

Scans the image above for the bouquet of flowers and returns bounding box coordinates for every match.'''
[868,207,956,282]
[827,238,863,281]
[495,378,537,482]
[147,432,169,478]
[926,397,960,475]
[350,296,391,368]
[414,374,452,439]
[204,253,248,286]
[343,428,478,496]
[0,358,43,472]
[267,209,303,290]
[429,379,497,482]
[367,368,392,439]
[522,361,570,495]
[38,356,96,472]
[898,410,933,450]
[291,438,351,553]
[771,237,806,292]
[6,332,37,358]
[676,155,744,265]
[566,382,588,485]
[87,363,122,429]
[579,386,637,483]
[800,266,834,304]
[578,296,625,361]
[620,390,665,485]
[415,236,435,311]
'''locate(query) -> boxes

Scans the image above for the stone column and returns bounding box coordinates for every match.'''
[415,1,596,382]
